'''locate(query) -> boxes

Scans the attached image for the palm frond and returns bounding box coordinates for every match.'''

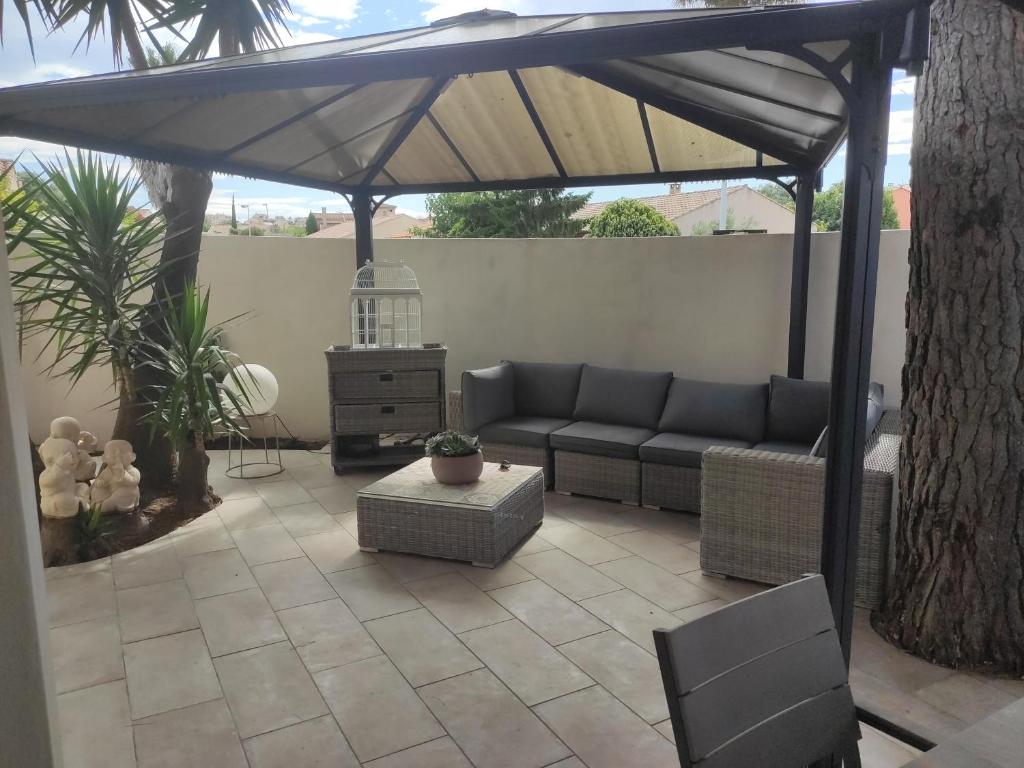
[1,0,58,58]
[155,0,290,60]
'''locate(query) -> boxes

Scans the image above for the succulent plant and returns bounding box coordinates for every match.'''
[425,430,481,458]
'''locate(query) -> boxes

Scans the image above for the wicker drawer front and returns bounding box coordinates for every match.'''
[332,370,438,402]
[334,402,441,435]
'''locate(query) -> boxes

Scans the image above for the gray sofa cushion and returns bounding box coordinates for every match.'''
[573,365,672,430]
[478,416,573,449]
[639,432,753,468]
[658,378,768,444]
[809,381,885,459]
[766,375,830,444]
[754,440,815,455]
[462,363,515,433]
[550,421,655,459]
[508,361,583,419]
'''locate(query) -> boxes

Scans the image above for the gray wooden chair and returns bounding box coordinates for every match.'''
[653,575,861,768]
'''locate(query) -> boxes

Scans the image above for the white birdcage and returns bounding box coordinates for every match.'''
[350,261,423,349]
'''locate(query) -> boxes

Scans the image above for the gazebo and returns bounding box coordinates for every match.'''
[0,0,930,759]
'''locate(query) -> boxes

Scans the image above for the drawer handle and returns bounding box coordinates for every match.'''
[380,405,395,415]
[379,372,394,382]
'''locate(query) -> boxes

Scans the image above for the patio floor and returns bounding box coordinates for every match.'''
[45,450,1020,768]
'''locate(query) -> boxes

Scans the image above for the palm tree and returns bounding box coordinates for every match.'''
[2,0,58,56]
[46,0,290,483]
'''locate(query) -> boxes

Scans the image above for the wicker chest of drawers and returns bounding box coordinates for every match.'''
[325,344,447,473]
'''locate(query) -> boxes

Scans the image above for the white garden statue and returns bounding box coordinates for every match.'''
[49,416,98,482]
[37,437,90,519]
[91,440,141,513]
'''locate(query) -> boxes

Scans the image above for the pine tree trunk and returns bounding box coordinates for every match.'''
[112,371,175,488]
[877,0,1024,674]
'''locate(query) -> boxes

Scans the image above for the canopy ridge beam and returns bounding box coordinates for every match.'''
[566,62,815,170]
[622,57,845,124]
[221,84,366,159]
[508,70,567,179]
[426,111,480,183]
[285,105,419,177]
[360,77,451,188]
[637,100,660,173]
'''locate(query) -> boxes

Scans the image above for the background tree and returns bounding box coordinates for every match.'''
[587,199,678,237]
[416,189,591,238]
[305,211,318,235]
[878,0,1024,674]
[755,182,900,231]
[231,195,238,230]
[689,209,759,236]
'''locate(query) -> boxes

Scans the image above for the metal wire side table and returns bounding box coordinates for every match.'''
[226,411,285,479]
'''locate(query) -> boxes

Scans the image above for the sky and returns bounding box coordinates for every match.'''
[0,0,915,221]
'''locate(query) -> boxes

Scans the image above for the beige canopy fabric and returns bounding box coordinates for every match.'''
[0,0,924,194]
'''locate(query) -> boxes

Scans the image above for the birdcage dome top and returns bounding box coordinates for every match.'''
[352,261,420,294]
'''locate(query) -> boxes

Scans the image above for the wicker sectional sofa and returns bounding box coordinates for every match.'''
[447,361,897,608]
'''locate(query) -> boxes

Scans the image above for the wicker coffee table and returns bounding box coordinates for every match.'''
[356,458,545,567]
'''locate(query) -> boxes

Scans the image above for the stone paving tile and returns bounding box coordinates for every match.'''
[314,655,444,762]
[605,529,701,574]
[325,564,421,621]
[680,571,765,603]
[46,556,111,582]
[215,496,278,531]
[47,569,116,628]
[459,619,593,706]
[133,698,247,768]
[489,579,608,646]
[111,540,182,590]
[231,522,305,566]
[673,598,727,623]
[595,556,716,612]
[181,548,257,599]
[50,616,124,694]
[272,500,339,537]
[362,736,472,768]
[215,641,329,739]
[243,714,360,768]
[545,495,643,538]
[453,560,535,591]
[277,598,381,673]
[558,630,668,724]
[254,478,315,508]
[117,580,199,643]
[536,524,633,565]
[309,482,359,514]
[123,629,222,719]
[618,507,700,544]
[288,462,351,492]
[405,572,511,633]
[252,556,337,611]
[172,515,236,558]
[195,588,286,657]
[374,551,456,583]
[515,549,621,601]
[577,590,679,655]
[57,680,135,768]
[364,608,482,687]
[915,673,1018,724]
[209,473,259,501]
[418,668,572,768]
[533,685,678,768]
[296,528,376,574]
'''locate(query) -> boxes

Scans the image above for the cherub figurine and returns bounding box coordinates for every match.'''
[49,416,97,482]
[91,439,141,513]
[38,437,90,519]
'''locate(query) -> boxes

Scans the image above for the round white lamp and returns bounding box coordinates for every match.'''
[224,363,279,416]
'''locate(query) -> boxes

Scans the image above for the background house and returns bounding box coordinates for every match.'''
[574,183,799,235]
[309,208,431,239]
[890,184,912,229]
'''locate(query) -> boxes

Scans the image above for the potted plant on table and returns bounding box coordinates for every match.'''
[425,431,483,484]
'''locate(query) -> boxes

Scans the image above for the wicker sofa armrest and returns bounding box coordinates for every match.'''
[700,411,900,608]
[447,390,464,432]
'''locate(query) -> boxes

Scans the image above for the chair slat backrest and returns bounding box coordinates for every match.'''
[653,575,859,768]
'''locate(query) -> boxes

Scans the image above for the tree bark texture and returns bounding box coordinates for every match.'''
[878,0,1024,674]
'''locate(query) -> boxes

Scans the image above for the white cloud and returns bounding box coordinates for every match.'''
[887,142,912,157]
[891,76,916,96]
[289,0,359,23]
[888,109,914,145]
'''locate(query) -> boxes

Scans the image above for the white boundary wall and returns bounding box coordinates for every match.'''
[19,230,910,442]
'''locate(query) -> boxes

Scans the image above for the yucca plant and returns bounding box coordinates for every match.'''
[10,150,171,444]
[137,282,252,505]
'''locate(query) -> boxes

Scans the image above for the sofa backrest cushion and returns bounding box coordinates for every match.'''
[461,363,515,433]
[573,364,672,430]
[810,381,885,458]
[508,361,583,419]
[766,375,830,444]
[658,378,769,444]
